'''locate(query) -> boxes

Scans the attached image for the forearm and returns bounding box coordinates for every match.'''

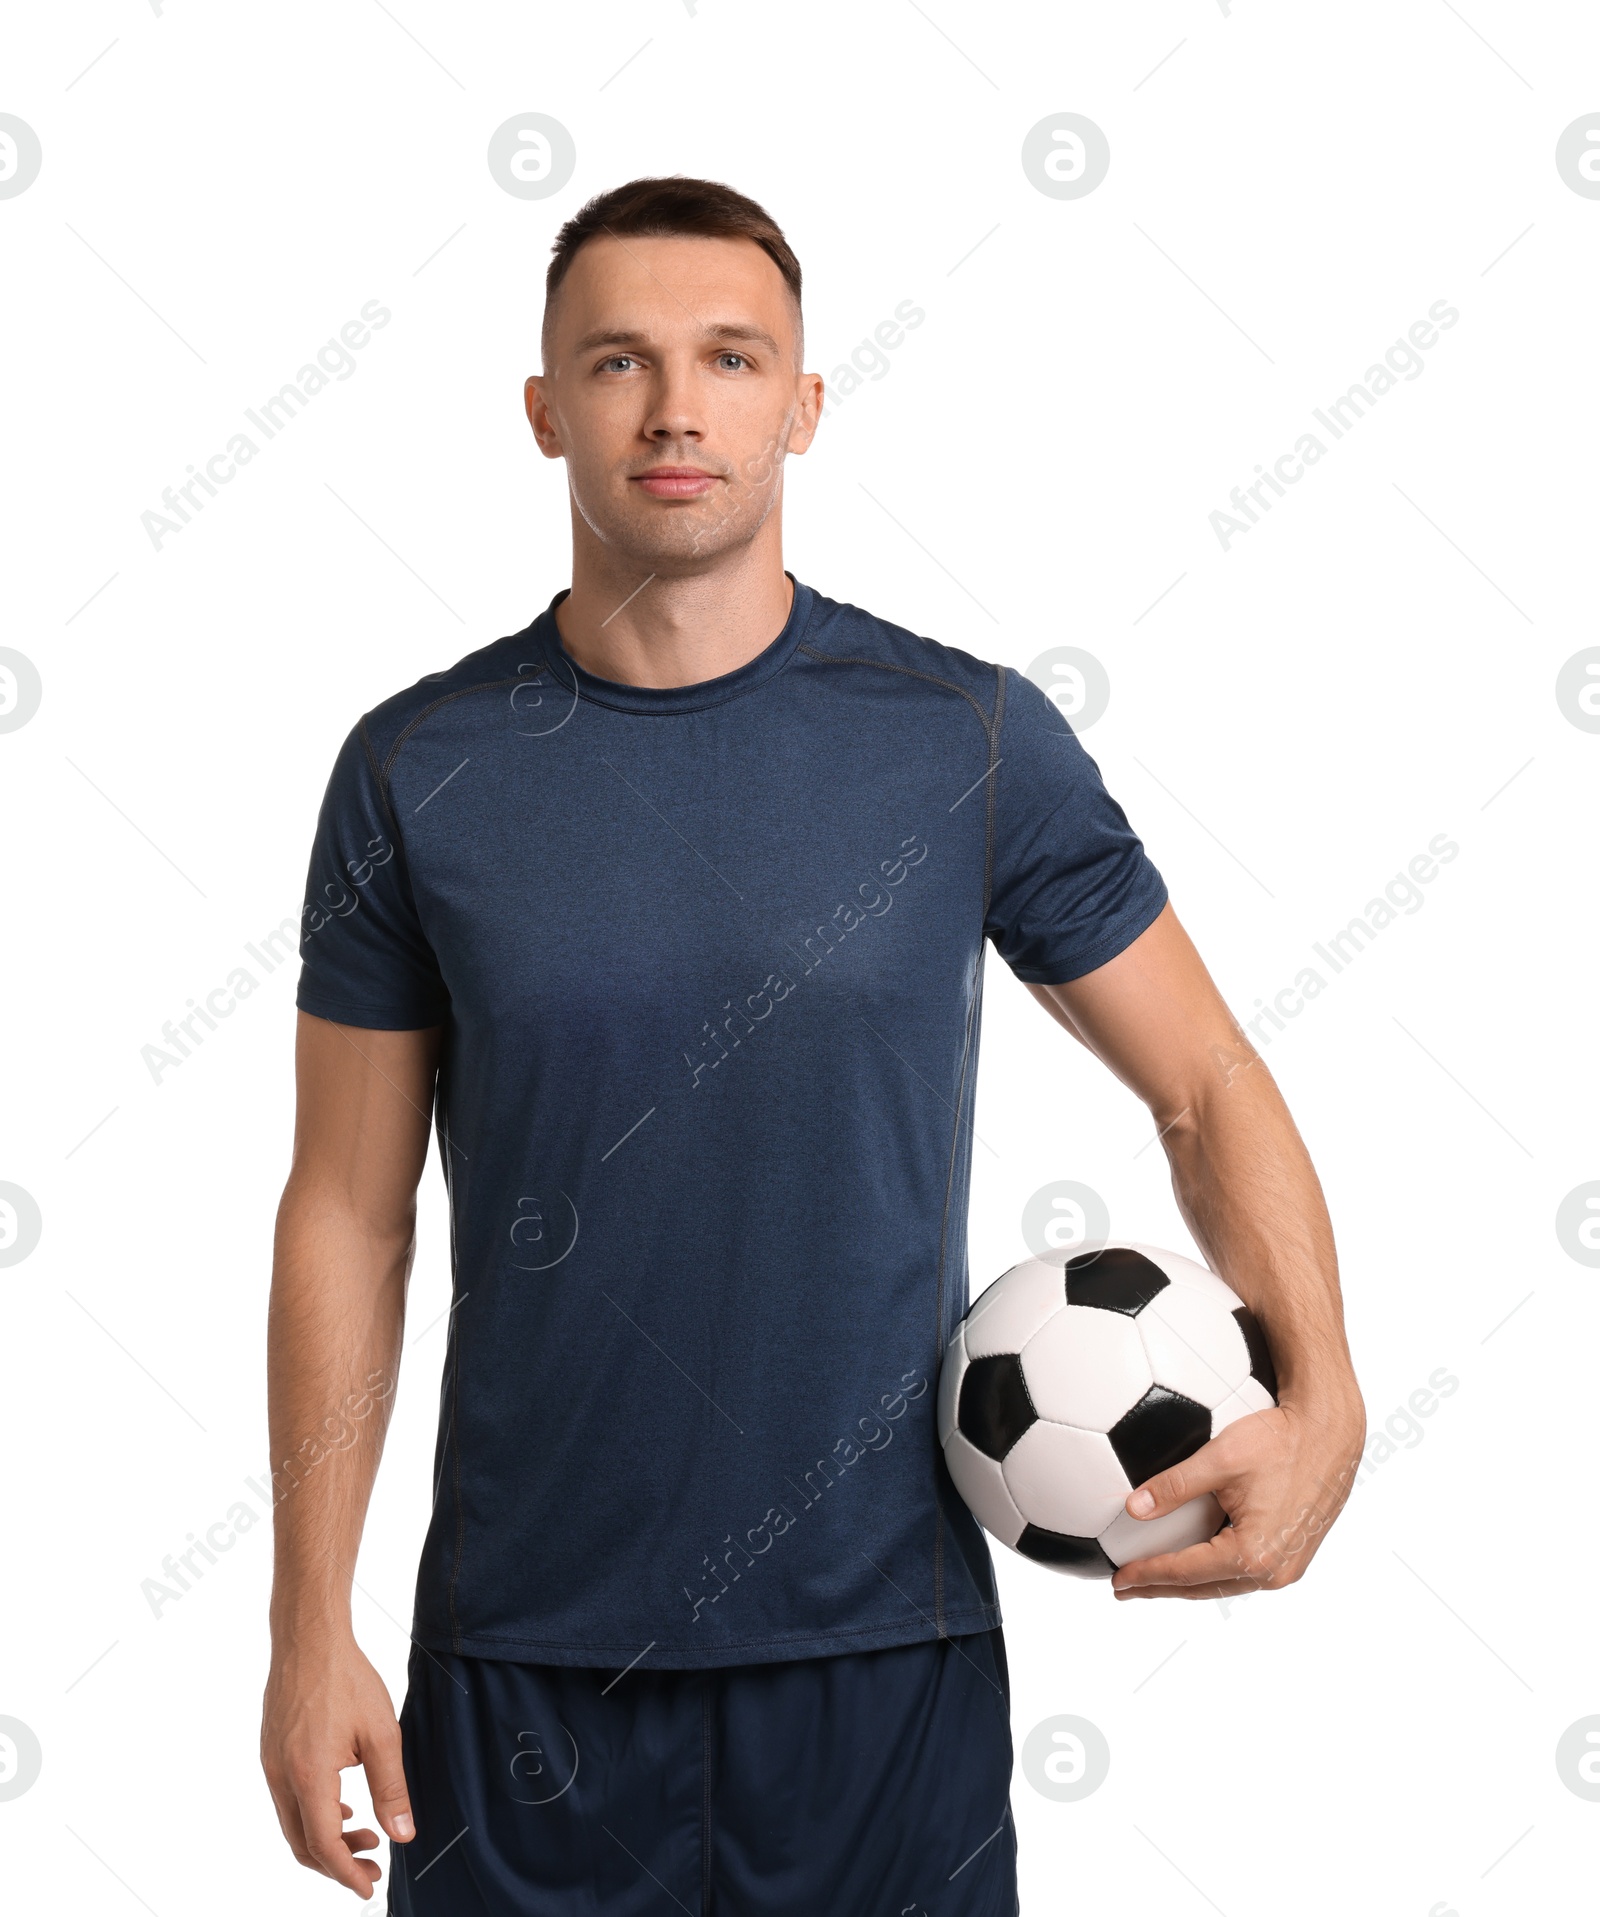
[1032,913,1360,1420]
[1160,1058,1359,1418]
[266,1182,411,1641]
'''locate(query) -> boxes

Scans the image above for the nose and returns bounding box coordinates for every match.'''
[641,354,706,446]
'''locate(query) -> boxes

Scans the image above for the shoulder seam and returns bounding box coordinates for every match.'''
[795,643,997,739]
[378,676,527,792]
[357,714,399,832]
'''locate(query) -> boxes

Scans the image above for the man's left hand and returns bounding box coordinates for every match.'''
[1110,1392,1364,1599]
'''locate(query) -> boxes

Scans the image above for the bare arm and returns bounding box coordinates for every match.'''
[1031,902,1365,1598]
[260,1012,440,1898]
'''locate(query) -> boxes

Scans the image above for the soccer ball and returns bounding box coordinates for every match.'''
[939,1242,1278,1579]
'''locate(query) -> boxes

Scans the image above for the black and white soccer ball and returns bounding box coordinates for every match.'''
[939,1243,1278,1579]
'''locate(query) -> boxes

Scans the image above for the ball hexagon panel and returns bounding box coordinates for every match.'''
[936,1325,967,1449]
[943,1429,1027,1548]
[1020,1303,1151,1432]
[957,1352,1036,1461]
[1099,1493,1225,1568]
[962,1258,1067,1359]
[1062,1245,1170,1315]
[1138,1283,1252,1411]
[1001,1420,1130,1541]
[1107,1385,1212,1488]
[1015,1525,1115,1579]
[1210,1374,1276,1438]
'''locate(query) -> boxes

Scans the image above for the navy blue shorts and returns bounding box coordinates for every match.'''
[387,1628,1017,1916]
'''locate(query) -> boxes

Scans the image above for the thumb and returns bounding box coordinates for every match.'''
[1124,1438,1229,1520]
[360,1717,415,1843]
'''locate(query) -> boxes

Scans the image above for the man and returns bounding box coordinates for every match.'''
[261,177,1364,1913]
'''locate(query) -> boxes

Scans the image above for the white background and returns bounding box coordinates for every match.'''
[3,1,1597,1912]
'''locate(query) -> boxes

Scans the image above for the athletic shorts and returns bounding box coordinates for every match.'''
[387,1627,1017,1917]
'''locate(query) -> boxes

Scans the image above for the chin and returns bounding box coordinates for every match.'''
[609,510,754,571]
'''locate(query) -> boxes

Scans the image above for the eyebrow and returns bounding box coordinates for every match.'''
[572,322,783,358]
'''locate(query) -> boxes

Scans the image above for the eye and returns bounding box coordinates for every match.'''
[715,351,750,372]
[597,354,640,373]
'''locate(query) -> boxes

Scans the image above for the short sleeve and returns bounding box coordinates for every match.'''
[985,669,1168,984]
[295,720,450,1029]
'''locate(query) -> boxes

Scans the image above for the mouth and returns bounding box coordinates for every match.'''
[630,466,721,500]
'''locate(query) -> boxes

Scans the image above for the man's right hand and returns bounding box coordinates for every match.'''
[261,1635,415,1900]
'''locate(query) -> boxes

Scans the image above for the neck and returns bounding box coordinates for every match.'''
[554,516,794,689]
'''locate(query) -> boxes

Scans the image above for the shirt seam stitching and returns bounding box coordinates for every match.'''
[795,644,998,743]
[447,1331,464,1652]
[358,715,400,834]
[932,951,984,1636]
[983,663,1005,921]
[378,677,529,795]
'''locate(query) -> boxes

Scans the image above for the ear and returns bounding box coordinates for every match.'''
[785,372,826,456]
[525,375,564,459]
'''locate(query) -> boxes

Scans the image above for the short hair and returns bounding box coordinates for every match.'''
[542,175,802,361]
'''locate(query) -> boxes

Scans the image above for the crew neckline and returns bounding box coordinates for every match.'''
[527,574,815,716]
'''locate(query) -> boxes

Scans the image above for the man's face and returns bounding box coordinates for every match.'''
[526,234,821,574]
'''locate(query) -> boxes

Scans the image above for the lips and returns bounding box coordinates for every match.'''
[631,467,719,499]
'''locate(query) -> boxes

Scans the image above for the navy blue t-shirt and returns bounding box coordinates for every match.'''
[295,579,1167,1669]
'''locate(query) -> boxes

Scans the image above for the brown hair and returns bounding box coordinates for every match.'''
[542,175,802,356]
